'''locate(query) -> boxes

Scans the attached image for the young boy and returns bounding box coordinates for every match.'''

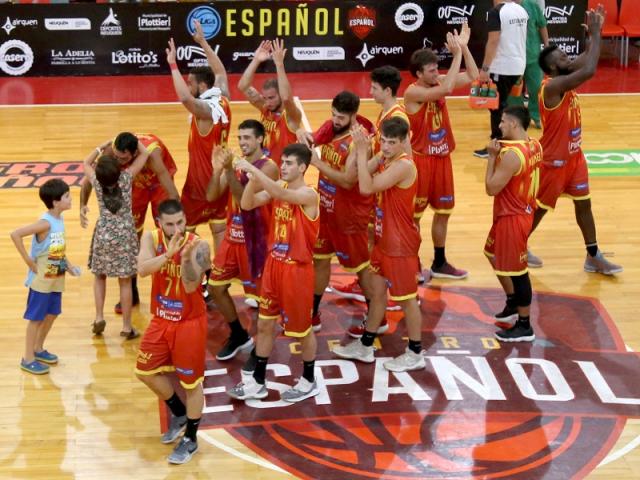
[10,178,79,374]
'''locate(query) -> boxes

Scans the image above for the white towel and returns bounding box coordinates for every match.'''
[200,86,229,125]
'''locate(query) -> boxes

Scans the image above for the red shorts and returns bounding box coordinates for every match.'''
[135,314,207,389]
[209,239,260,299]
[132,185,170,232]
[537,151,590,210]
[259,257,314,337]
[413,152,455,217]
[484,215,533,276]
[313,220,370,272]
[181,191,227,228]
[370,246,419,301]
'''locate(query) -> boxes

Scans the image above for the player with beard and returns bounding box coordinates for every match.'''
[206,120,278,362]
[526,6,622,276]
[166,21,231,252]
[238,38,302,167]
[227,144,320,403]
[135,199,211,464]
[404,26,478,281]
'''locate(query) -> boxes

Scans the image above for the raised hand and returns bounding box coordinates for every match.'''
[192,20,205,45]
[254,40,272,63]
[351,123,370,150]
[212,145,226,172]
[487,138,501,159]
[166,38,177,65]
[457,21,471,47]
[234,158,254,173]
[587,5,605,34]
[296,128,314,148]
[271,38,287,66]
[445,32,461,55]
[165,231,183,258]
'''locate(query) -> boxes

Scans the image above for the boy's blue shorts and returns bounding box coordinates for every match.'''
[24,289,62,322]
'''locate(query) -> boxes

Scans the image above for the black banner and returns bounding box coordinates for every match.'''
[0,1,586,77]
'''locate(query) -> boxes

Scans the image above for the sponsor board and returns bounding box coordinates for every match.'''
[395,2,424,32]
[232,51,254,62]
[545,5,575,25]
[176,44,220,68]
[44,18,91,31]
[356,43,404,67]
[585,149,640,177]
[51,49,95,67]
[112,48,160,69]
[549,35,581,56]
[293,46,345,61]
[347,5,377,40]
[186,6,221,40]
[100,8,122,36]
[138,13,171,32]
[0,39,33,76]
[2,16,38,36]
[0,162,83,188]
[437,4,475,25]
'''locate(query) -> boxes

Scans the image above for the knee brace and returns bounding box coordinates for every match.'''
[511,273,532,307]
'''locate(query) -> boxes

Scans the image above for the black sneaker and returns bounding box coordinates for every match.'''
[216,335,254,361]
[494,304,518,329]
[473,148,489,158]
[495,323,535,343]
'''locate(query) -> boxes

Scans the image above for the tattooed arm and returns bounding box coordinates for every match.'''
[180,239,211,293]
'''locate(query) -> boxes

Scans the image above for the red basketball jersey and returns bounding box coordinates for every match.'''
[407,85,456,157]
[539,80,582,163]
[374,153,421,256]
[150,229,206,321]
[261,107,297,167]
[268,185,319,264]
[493,139,543,219]
[373,104,410,155]
[132,133,177,190]
[183,97,232,200]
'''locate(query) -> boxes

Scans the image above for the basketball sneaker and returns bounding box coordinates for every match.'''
[161,414,187,444]
[244,297,259,309]
[331,280,366,302]
[494,304,518,329]
[383,348,426,372]
[332,339,375,363]
[347,319,389,339]
[312,313,322,332]
[167,436,198,465]
[216,335,254,361]
[527,250,543,268]
[281,378,320,403]
[430,262,468,280]
[473,148,489,158]
[584,251,623,275]
[495,324,535,342]
[227,376,268,400]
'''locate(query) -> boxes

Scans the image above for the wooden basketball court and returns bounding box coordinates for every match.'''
[1,95,639,478]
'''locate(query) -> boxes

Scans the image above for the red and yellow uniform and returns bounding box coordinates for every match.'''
[130,133,177,232]
[261,106,297,167]
[314,132,373,272]
[371,154,421,301]
[181,97,232,228]
[407,88,456,217]
[484,139,542,275]
[372,104,410,155]
[209,156,276,300]
[259,185,319,337]
[135,229,207,389]
[537,80,589,210]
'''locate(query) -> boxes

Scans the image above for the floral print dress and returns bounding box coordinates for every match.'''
[88,170,139,277]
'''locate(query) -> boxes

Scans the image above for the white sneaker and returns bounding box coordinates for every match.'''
[244,297,259,309]
[383,348,426,372]
[281,377,320,403]
[332,339,375,363]
[227,376,268,400]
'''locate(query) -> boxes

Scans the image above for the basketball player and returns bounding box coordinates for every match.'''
[206,120,278,361]
[404,26,478,280]
[484,106,541,342]
[333,118,424,372]
[79,132,179,313]
[528,6,622,275]
[135,199,211,464]
[238,38,302,166]
[227,144,320,403]
[166,21,231,251]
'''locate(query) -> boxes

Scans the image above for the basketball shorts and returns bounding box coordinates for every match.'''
[484,214,533,276]
[413,152,455,218]
[313,220,370,272]
[131,185,170,232]
[537,151,590,210]
[23,289,62,321]
[209,239,260,299]
[370,246,419,301]
[259,257,314,338]
[181,190,227,228]
[135,314,207,389]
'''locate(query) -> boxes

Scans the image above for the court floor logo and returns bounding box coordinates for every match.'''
[586,149,640,177]
[194,283,640,479]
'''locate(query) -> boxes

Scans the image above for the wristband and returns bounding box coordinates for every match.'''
[169,62,178,71]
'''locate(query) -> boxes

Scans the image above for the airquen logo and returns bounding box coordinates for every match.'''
[356,43,403,67]
[100,8,122,36]
[189,281,640,479]
[0,40,33,76]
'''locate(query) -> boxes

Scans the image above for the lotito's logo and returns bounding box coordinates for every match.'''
[112,49,158,66]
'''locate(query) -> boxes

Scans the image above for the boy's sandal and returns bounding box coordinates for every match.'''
[120,328,140,340]
[92,319,106,335]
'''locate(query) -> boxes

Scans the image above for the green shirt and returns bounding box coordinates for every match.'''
[522,0,547,63]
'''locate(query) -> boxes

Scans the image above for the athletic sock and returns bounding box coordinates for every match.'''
[517,315,531,329]
[313,294,322,318]
[408,340,422,354]
[361,330,376,347]
[165,393,186,418]
[185,417,200,442]
[229,318,247,339]
[253,355,269,385]
[302,360,315,383]
[506,294,517,309]
[586,243,598,258]
[432,247,446,269]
